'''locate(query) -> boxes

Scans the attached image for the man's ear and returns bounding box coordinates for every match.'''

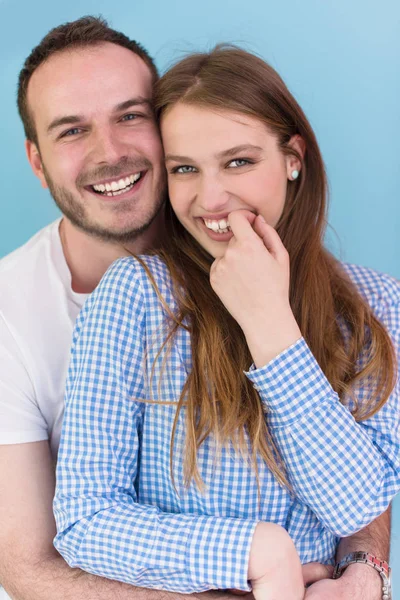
[285,134,306,179]
[25,139,48,189]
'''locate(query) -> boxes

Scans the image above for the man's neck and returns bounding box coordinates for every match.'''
[59,214,164,294]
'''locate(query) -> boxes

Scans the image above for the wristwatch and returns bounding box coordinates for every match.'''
[333,552,392,600]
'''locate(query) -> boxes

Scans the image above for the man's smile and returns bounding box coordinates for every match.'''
[84,171,147,199]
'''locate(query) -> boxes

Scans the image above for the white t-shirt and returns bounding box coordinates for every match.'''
[0,220,86,600]
[0,219,87,458]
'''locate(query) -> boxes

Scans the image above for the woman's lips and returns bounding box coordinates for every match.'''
[197,217,234,242]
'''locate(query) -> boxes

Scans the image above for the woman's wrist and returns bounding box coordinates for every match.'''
[243,307,302,368]
[248,522,297,580]
[248,522,304,600]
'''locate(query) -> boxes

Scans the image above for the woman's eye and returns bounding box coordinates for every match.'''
[172,165,196,174]
[228,158,251,168]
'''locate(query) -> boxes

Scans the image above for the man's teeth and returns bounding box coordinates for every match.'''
[203,218,231,233]
[92,173,141,196]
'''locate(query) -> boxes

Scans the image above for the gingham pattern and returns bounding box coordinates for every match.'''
[54,257,400,593]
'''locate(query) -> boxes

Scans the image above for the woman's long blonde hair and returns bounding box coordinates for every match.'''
[140,45,396,489]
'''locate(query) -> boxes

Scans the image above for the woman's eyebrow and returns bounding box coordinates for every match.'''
[165,145,263,163]
[216,144,263,159]
[164,154,193,163]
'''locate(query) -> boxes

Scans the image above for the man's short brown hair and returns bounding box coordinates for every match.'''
[17,15,159,145]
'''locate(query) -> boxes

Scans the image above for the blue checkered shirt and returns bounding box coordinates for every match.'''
[53,257,400,593]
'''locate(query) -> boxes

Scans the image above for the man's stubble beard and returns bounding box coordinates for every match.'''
[42,161,167,244]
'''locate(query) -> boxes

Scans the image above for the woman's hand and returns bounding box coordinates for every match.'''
[247,522,304,600]
[210,210,301,367]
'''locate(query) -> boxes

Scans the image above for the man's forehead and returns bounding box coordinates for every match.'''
[28,42,153,128]
[45,97,153,137]
[30,43,151,91]
[33,41,150,76]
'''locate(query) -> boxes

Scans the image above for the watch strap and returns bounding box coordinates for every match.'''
[333,551,391,600]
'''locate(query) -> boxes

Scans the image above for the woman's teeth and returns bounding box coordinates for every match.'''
[92,172,141,196]
[203,218,231,234]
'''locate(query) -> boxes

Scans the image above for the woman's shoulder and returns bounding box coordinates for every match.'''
[73,255,175,344]
[340,262,400,318]
[93,254,176,309]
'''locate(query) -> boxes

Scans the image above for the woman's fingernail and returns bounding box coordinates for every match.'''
[258,215,266,223]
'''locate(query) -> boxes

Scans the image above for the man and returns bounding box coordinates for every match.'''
[0,16,391,600]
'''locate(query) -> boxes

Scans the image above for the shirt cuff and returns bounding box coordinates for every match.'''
[244,337,338,425]
[187,515,257,591]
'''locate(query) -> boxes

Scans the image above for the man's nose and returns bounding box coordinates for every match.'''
[90,127,127,165]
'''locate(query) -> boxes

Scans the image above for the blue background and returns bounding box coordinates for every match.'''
[0,0,399,593]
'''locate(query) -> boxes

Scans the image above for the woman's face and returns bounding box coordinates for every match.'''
[161,103,302,258]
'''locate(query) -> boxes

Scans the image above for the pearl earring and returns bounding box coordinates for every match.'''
[291,170,299,180]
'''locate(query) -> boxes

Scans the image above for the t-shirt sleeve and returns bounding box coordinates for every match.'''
[0,312,48,444]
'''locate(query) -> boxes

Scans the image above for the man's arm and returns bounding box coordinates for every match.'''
[334,510,391,598]
[0,441,238,600]
[304,511,391,600]
[336,508,391,561]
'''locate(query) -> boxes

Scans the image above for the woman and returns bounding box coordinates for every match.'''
[53,46,400,599]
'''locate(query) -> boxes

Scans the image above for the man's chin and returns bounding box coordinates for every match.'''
[69,218,152,244]
[49,175,167,245]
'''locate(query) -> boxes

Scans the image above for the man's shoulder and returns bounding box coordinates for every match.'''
[0,220,62,311]
[0,220,60,278]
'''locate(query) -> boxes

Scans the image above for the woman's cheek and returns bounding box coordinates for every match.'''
[256,177,287,226]
[167,178,179,204]
[168,182,190,217]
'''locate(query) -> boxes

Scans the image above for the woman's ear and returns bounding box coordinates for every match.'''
[286,134,306,180]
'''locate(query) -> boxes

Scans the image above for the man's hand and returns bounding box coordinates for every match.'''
[302,562,333,586]
[304,563,383,600]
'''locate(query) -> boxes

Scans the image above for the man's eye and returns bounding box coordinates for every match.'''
[171,165,196,174]
[121,113,140,121]
[228,158,252,168]
[61,128,82,138]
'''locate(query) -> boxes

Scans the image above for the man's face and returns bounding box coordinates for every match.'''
[27,42,166,242]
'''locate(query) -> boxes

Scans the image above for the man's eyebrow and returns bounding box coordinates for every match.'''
[165,144,263,162]
[46,98,153,134]
[114,97,152,112]
[47,115,82,135]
